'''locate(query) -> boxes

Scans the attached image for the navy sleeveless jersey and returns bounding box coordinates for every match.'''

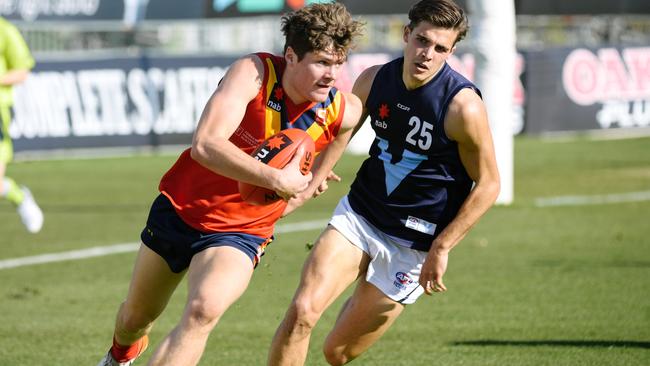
[348,58,481,252]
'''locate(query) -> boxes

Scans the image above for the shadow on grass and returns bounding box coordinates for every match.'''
[452,340,650,349]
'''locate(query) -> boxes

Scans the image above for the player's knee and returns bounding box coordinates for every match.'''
[184,298,226,330]
[286,299,321,333]
[322,346,354,366]
[323,334,361,366]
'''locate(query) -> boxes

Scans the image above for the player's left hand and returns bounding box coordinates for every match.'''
[313,171,341,197]
[420,245,449,295]
[281,193,309,217]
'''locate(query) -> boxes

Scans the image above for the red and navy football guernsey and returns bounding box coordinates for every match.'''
[348,58,480,251]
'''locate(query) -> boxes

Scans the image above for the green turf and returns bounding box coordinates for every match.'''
[0,136,649,365]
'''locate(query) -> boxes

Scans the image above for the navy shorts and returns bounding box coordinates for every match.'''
[141,194,272,273]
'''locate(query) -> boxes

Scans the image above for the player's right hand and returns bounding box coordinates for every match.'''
[275,145,313,200]
[420,245,449,295]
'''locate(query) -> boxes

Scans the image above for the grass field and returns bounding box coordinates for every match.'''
[0,136,649,365]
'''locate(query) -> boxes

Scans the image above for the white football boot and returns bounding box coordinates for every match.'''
[96,352,138,366]
[96,336,148,366]
[16,186,43,233]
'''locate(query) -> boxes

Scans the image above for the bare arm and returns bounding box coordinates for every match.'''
[190,54,311,199]
[280,66,381,216]
[310,64,381,188]
[420,88,501,295]
[309,90,363,190]
[349,65,381,138]
[0,69,29,86]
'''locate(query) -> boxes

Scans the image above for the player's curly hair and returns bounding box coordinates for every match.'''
[281,2,364,61]
[408,0,469,44]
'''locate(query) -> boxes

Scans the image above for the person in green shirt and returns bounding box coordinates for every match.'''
[0,17,42,233]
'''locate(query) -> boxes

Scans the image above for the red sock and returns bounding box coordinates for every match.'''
[110,335,148,363]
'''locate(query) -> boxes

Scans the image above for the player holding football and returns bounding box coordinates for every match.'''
[97,3,363,366]
[268,0,500,365]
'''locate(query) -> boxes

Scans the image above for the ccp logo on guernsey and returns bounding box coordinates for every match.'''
[393,272,413,290]
[213,0,333,13]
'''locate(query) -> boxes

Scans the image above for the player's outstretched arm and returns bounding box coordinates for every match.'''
[190,54,310,197]
[420,88,501,295]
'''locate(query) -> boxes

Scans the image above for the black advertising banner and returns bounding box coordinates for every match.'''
[1,0,647,22]
[204,0,439,18]
[514,0,650,15]
[524,46,650,134]
[204,0,650,18]
[9,47,649,153]
[10,51,520,153]
[10,52,390,153]
[11,55,235,152]
[0,0,122,21]
[0,0,205,22]
[145,0,205,20]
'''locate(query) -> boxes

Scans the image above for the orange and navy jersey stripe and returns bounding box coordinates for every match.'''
[159,53,346,238]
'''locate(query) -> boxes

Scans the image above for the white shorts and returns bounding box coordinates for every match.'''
[329,196,427,305]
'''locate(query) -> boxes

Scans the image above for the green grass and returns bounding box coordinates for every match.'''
[0,136,649,365]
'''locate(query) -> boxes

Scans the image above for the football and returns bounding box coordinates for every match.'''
[238,128,315,205]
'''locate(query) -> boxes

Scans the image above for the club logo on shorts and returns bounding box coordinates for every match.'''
[394,271,413,290]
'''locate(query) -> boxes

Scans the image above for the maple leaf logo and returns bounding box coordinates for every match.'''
[267,136,286,150]
[274,87,284,100]
[378,104,390,119]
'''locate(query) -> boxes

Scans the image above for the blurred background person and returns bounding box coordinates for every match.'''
[0,16,42,234]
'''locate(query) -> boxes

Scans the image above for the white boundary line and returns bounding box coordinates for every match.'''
[0,219,328,271]
[535,190,650,207]
[5,188,650,271]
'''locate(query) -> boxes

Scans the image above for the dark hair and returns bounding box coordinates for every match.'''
[281,3,364,60]
[408,0,469,44]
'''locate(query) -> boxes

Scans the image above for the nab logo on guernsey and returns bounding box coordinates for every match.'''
[268,85,284,112]
[374,103,390,129]
[374,120,387,129]
[393,271,413,290]
[267,100,281,112]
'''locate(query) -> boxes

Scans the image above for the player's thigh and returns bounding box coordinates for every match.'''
[296,226,369,310]
[123,243,186,318]
[185,245,255,315]
[324,278,404,357]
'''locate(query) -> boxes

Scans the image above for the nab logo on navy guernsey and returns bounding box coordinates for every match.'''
[374,103,390,129]
[394,271,414,290]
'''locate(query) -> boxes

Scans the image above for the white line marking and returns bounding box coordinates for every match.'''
[276,219,328,234]
[0,219,329,271]
[0,243,139,270]
[535,190,650,207]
